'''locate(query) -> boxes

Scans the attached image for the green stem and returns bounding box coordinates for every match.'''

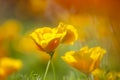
[43,59,51,80]
[43,51,55,80]
[87,74,94,80]
[51,60,56,80]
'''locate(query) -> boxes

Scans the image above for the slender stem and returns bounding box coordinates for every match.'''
[87,76,90,80]
[42,51,55,80]
[50,51,56,80]
[87,74,94,80]
[51,61,56,80]
[43,59,51,80]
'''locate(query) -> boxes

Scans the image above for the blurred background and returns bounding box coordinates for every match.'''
[0,0,120,80]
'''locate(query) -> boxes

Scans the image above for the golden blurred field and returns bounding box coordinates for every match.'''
[0,0,120,80]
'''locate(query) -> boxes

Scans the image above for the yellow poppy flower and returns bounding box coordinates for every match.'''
[62,46,106,74]
[57,23,78,45]
[92,68,106,80]
[0,57,22,79]
[106,71,120,80]
[106,72,116,80]
[30,22,78,53]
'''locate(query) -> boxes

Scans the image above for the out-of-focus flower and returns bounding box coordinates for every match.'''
[18,36,37,53]
[16,0,47,18]
[30,22,78,53]
[92,69,120,80]
[106,72,116,80]
[0,46,7,58]
[92,68,106,80]
[62,46,106,74]
[0,20,22,63]
[117,72,120,80]
[0,57,22,79]
[28,0,47,16]
[0,19,21,40]
[106,71,120,80]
